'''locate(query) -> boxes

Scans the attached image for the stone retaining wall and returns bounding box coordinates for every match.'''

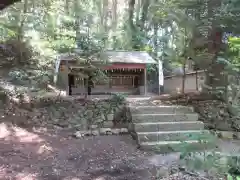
[71,97,131,138]
[76,97,130,130]
[2,93,131,137]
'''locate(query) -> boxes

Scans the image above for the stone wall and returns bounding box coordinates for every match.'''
[2,94,130,137]
[21,95,130,135]
[76,97,129,130]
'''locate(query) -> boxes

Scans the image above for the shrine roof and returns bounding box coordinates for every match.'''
[102,51,157,64]
[58,51,157,64]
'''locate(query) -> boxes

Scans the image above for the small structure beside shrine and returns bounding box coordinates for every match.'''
[54,50,159,96]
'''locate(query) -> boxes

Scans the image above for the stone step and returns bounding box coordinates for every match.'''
[140,140,214,153]
[132,113,198,123]
[137,130,212,143]
[134,121,204,132]
[130,105,194,115]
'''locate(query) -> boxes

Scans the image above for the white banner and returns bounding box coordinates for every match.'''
[158,60,164,86]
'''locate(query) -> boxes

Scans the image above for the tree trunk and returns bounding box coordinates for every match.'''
[139,0,150,31]
[102,0,109,47]
[112,0,117,31]
[204,0,226,92]
[135,0,142,21]
[74,0,80,45]
[153,22,158,54]
[182,60,186,93]
[128,0,136,49]
[18,0,28,41]
[112,0,118,49]
[65,0,69,15]
[103,0,108,30]
[17,0,28,64]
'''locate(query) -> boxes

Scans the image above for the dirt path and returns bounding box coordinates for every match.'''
[1,122,237,180]
[0,123,166,180]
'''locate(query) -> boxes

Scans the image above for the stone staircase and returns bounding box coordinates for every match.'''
[129,105,215,153]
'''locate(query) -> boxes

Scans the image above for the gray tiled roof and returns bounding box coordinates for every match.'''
[58,50,157,64]
[103,51,157,64]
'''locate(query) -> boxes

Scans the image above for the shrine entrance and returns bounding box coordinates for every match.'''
[55,51,159,96]
[105,68,145,95]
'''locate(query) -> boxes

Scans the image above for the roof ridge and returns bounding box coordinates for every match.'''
[105,50,149,53]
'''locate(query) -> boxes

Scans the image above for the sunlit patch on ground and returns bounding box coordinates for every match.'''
[0,123,44,143]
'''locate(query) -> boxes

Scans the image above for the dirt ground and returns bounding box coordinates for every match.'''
[1,122,240,180]
[0,123,163,180]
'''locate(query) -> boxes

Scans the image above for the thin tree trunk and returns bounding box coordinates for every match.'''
[103,0,108,31]
[204,0,226,92]
[182,60,186,93]
[153,23,158,55]
[112,0,118,49]
[139,0,150,31]
[182,16,187,94]
[135,0,142,21]
[112,0,117,30]
[74,0,80,46]
[102,0,109,47]
[65,0,69,15]
[18,0,28,41]
[17,0,28,64]
[128,0,136,49]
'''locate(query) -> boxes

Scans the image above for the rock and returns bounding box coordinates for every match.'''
[104,102,111,109]
[84,110,94,118]
[91,130,100,136]
[99,128,111,135]
[95,118,104,123]
[107,114,114,121]
[106,130,113,135]
[74,131,84,138]
[100,114,106,120]
[156,167,169,178]
[73,130,92,138]
[90,124,98,129]
[111,128,121,135]
[120,128,128,134]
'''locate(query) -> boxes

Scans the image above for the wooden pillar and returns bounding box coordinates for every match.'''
[65,61,69,95]
[132,75,135,87]
[144,67,147,96]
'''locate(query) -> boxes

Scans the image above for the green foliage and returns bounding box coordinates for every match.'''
[228,37,240,68]
[111,93,126,104]
[180,147,240,179]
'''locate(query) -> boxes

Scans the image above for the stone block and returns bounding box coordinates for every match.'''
[84,110,94,117]
[99,128,112,135]
[111,128,121,135]
[120,128,128,134]
[132,113,198,123]
[74,130,92,138]
[90,124,98,129]
[91,130,100,136]
[107,114,114,121]
[134,121,204,132]
[103,121,114,128]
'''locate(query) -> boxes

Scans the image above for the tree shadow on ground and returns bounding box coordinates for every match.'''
[0,122,155,180]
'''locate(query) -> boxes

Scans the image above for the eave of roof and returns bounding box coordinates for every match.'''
[58,50,158,65]
[103,50,157,64]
